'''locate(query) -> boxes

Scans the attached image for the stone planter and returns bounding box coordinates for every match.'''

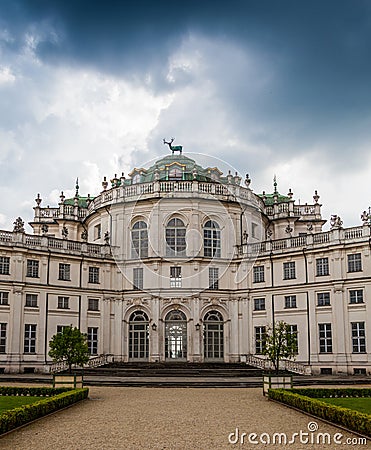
[263,374,293,396]
[53,373,83,389]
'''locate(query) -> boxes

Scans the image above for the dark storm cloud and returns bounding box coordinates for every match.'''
[4,1,371,136]
[2,0,371,172]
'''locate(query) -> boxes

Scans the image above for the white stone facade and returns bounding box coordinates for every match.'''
[0,153,370,375]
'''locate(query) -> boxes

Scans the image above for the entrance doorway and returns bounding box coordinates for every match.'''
[165,310,187,360]
[128,310,149,360]
[204,310,224,361]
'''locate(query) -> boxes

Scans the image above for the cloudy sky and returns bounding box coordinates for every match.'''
[1,0,371,231]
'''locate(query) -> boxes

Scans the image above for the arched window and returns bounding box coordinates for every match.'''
[131,221,148,258]
[203,220,221,257]
[204,310,224,360]
[166,218,186,256]
[132,173,141,184]
[168,166,183,180]
[165,310,187,360]
[129,310,149,360]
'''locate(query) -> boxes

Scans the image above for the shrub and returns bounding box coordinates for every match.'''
[268,388,371,437]
[0,387,89,435]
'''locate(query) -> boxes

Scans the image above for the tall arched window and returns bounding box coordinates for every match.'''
[131,221,148,258]
[204,310,224,360]
[203,220,221,257]
[165,310,187,360]
[166,218,186,256]
[129,310,149,360]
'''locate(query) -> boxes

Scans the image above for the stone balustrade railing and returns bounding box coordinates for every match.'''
[35,206,88,223]
[34,180,322,223]
[244,354,311,375]
[48,354,111,374]
[1,225,368,260]
[0,231,110,258]
[238,225,370,257]
[87,180,265,213]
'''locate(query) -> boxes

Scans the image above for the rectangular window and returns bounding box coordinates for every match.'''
[284,295,297,309]
[349,290,363,304]
[0,257,10,275]
[253,266,264,283]
[58,263,71,281]
[251,223,258,239]
[133,268,143,290]
[24,324,36,353]
[0,323,6,353]
[26,260,39,278]
[94,224,101,240]
[25,294,38,308]
[88,298,99,311]
[283,262,296,279]
[255,326,266,354]
[316,258,329,276]
[319,323,332,353]
[317,292,330,307]
[0,292,9,306]
[254,298,265,311]
[87,327,98,355]
[287,324,298,354]
[209,267,219,290]
[351,322,366,353]
[88,267,100,284]
[170,266,182,288]
[57,296,69,309]
[348,253,362,272]
[57,325,68,334]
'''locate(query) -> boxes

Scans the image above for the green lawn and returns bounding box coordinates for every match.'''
[320,397,371,415]
[0,396,44,413]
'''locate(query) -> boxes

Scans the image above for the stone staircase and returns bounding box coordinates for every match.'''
[76,361,264,378]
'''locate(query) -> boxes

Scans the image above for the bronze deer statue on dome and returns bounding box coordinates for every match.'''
[163,138,183,154]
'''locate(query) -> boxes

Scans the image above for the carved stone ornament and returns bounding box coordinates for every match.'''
[41,224,49,234]
[330,214,343,229]
[13,217,25,233]
[61,226,68,239]
[285,225,293,234]
[361,209,371,225]
[81,230,88,241]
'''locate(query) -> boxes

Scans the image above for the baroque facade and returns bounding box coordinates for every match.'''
[0,151,370,374]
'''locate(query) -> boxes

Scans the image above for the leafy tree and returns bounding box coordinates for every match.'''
[49,326,90,373]
[262,321,298,374]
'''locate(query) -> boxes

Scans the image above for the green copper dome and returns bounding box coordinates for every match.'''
[128,153,240,185]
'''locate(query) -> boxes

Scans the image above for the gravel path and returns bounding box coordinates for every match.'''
[0,387,365,449]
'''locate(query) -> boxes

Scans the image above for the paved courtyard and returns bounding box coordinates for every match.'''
[0,387,366,449]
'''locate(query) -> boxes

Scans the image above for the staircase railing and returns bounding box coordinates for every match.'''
[48,354,112,374]
[243,354,312,375]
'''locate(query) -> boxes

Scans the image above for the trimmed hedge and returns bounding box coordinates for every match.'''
[268,388,371,438]
[0,387,89,435]
[0,386,73,397]
[289,388,371,399]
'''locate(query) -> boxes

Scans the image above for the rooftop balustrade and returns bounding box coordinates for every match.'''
[237,224,370,257]
[0,231,110,258]
[0,224,369,261]
[87,179,265,214]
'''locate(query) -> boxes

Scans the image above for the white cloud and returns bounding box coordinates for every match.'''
[0,66,15,84]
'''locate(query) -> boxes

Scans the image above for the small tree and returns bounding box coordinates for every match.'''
[262,321,297,374]
[49,326,90,373]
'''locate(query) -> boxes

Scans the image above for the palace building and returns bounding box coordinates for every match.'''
[0,149,370,375]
